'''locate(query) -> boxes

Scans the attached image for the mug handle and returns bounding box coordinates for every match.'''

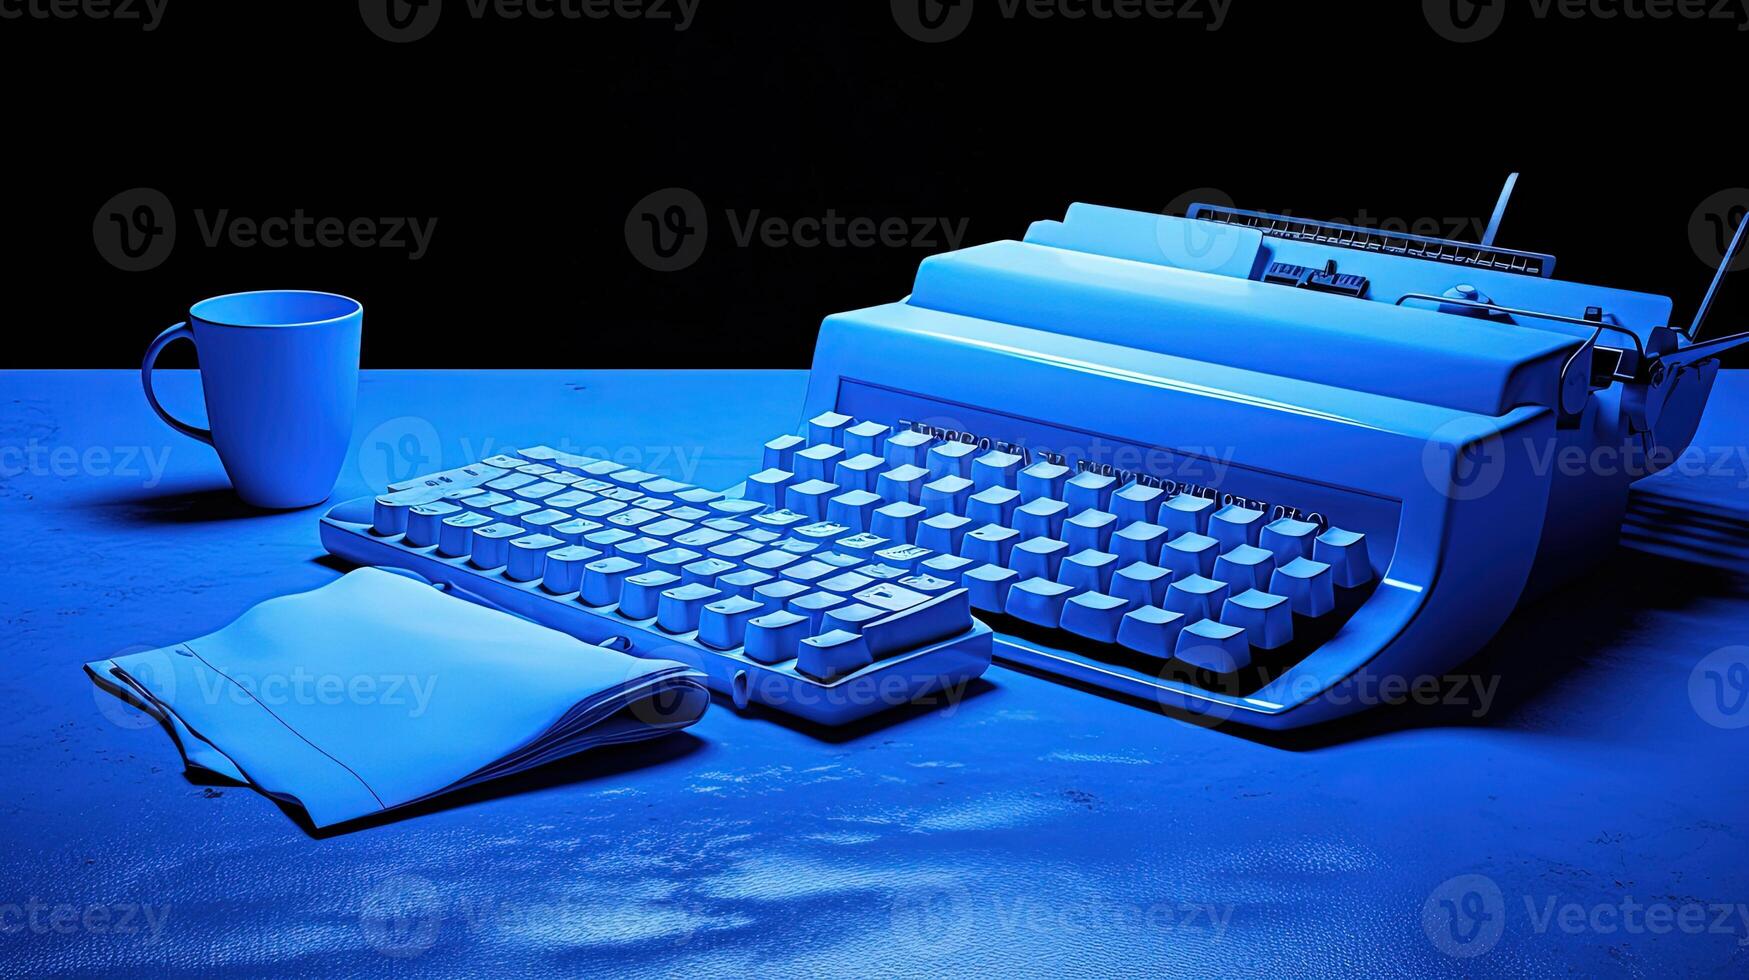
[140,322,213,445]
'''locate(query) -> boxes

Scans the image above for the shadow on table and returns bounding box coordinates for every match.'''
[90,483,289,524]
[222,732,710,839]
[1221,548,1743,751]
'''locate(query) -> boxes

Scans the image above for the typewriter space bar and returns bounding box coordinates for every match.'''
[862,589,974,660]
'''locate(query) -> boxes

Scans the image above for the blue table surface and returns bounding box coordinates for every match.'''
[3,369,1747,978]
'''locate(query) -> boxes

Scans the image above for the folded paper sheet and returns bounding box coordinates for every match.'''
[86,567,709,827]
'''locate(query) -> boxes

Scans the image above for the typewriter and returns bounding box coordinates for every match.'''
[322,176,1748,728]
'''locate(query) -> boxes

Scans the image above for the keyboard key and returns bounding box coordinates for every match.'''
[1064,471,1117,513]
[674,488,724,507]
[584,527,636,554]
[1175,620,1251,672]
[1222,590,1293,649]
[640,517,695,538]
[793,444,846,483]
[550,518,605,546]
[521,508,574,533]
[682,557,737,587]
[898,573,956,596]
[1013,497,1070,540]
[921,553,976,584]
[1160,494,1215,536]
[833,453,886,494]
[961,523,1021,565]
[1110,561,1172,609]
[773,538,820,556]
[860,588,973,659]
[640,477,694,498]
[843,421,892,458]
[916,512,974,554]
[1111,521,1170,565]
[372,492,419,535]
[966,486,1021,526]
[1010,536,1070,581]
[619,570,681,619]
[753,579,811,614]
[709,537,764,564]
[1064,508,1118,553]
[1165,574,1230,621]
[545,489,597,511]
[1260,518,1319,563]
[1271,557,1335,617]
[752,508,811,531]
[515,463,557,478]
[1061,592,1128,643]
[514,481,565,501]
[871,502,927,543]
[581,556,640,606]
[1209,504,1267,551]
[834,532,890,559]
[1111,483,1166,525]
[852,582,929,613]
[824,603,886,635]
[673,528,731,550]
[745,468,794,509]
[920,475,974,517]
[1212,544,1276,594]
[1314,528,1373,588]
[609,468,660,490]
[1005,577,1075,628]
[1117,606,1186,658]
[464,491,514,513]
[1162,532,1220,579]
[616,536,669,568]
[470,522,526,569]
[778,559,839,587]
[877,465,929,505]
[507,533,563,581]
[789,591,847,633]
[698,595,765,649]
[926,441,978,481]
[963,563,1020,613]
[783,479,840,521]
[711,498,767,518]
[793,521,851,545]
[716,568,774,599]
[743,610,810,664]
[541,545,601,593]
[819,571,876,595]
[763,434,806,471]
[658,583,721,633]
[855,563,910,582]
[821,489,881,533]
[808,411,855,447]
[1017,460,1070,502]
[971,451,1024,491]
[796,629,873,682]
[875,543,933,570]
[491,500,541,525]
[405,502,461,547]
[1057,548,1119,593]
[884,429,936,469]
[436,511,490,555]
[486,472,537,492]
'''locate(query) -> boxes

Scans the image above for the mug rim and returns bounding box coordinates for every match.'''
[190,289,363,329]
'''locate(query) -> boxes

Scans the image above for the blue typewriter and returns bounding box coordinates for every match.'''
[323,176,1748,728]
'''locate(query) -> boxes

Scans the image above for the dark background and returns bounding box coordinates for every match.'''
[5,0,1749,369]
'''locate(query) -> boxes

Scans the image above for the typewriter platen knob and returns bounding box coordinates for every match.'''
[1437,283,1497,318]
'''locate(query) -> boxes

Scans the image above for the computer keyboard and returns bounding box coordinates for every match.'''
[319,445,994,726]
[325,178,1749,729]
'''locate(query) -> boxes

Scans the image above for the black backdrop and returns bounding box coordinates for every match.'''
[6,0,1749,369]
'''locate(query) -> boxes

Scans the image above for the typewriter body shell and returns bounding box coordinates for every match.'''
[803,203,1717,728]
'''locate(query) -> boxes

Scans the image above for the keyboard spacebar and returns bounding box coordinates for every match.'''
[862,589,972,659]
